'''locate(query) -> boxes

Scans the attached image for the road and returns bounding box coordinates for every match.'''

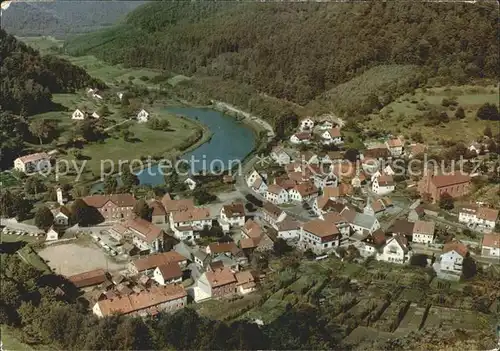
[411,243,500,265]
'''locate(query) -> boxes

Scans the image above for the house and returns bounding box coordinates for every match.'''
[161,195,195,215]
[137,109,149,123]
[240,233,274,253]
[313,172,338,190]
[323,184,353,200]
[468,142,482,155]
[408,205,425,222]
[412,220,435,244]
[241,219,263,240]
[169,207,212,239]
[206,241,241,257]
[376,235,412,264]
[300,151,320,165]
[319,120,334,131]
[363,148,392,160]
[458,205,499,231]
[14,152,50,174]
[388,219,415,241]
[290,132,312,145]
[117,92,124,101]
[348,212,380,235]
[92,285,187,317]
[235,271,256,295]
[383,165,395,176]
[276,217,301,241]
[270,146,292,165]
[71,108,85,120]
[91,111,100,119]
[219,203,246,231]
[153,263,183,285]
[385,138,404,157]
[481,233,500,257]
[193,250,210,269]
[52,206,70,227]
[197,267,237,299]
[83,194,136,222]
[184,178,197,190]
[363,199,386,216]
[417,172,471,202]
[149,200,167,224]
[299,117,315,131]
[437,241,468,277]
[126,218,165,253]
[357,229,387,258]
[408,143,427,158]
[300,218,341,254]
[68,269,108,289]
[128,251,188,275]
[261,201,287,229]
[274,176,297,191]
[46,227,59,241]
[265,184,289,205]
[246,170,268,194]
[321,128,343,145]
[322,211,351,237]
[288,182,318,203]
[372,173,395,195]
[320,151,344,164]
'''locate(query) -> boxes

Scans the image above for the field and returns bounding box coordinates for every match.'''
[17,36,63,53]
[17,245,51,274]
[1,325,35,351]
[38,242,127,276]
[0,171,21,188]
[362,84,498,145]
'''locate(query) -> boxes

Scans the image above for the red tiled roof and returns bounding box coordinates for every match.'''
[149,200,166,216]
[476,207,499,222]
[205,268,236,288]
[83,194,136,208]
[413,220,435,235]
[222,203,245,218]
[156,263,183,280]
[327,128,341,138]
[171,207,211,223]
[126,218,163,243]
[443,241,468,257]
[482,233,500,249]
[68,269,107,288]
[208,242,239,255]
[161,197,195,213]
[303,218,340,239]
[431,174,471,188]
[262,201,284,220]
[292,182,318,197]
[267,184,286,195]
[133,252,187,272]
[293,132,312,140]
[386,138,403,148]
[96,285,186,316]
[17,152,50,164]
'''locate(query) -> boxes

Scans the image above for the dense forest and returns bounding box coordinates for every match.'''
[65,2,499,107]
[0,29,106,116]
[1,0,145,38]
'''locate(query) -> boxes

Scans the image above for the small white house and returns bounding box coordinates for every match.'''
[376,235,412,264]
[265,185,289,205]
[288,183,318,203]
[13,152,50,174]
[92,112,100,119]
[219,203,246,228]
[52,206,70,227]
[321,128,342,145]
[383,165,395,176]
[411,220,435,244]
[349,212,380,235]
[117,92,124,101]
[184,178,197,191]
[137,109,150,123]
[153,264,183,286]
[372,174,395,195]
[276,217,301,241]
[299,117,315,131]
[385,138,404,157]
[458,205,498,231]
[438,242,468,275]
[71,109,85,120]
[481,233,500,257]
[46,227,59,241]
[270,146,292,166]
[290,132,312,145]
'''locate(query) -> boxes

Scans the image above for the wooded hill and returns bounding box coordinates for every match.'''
[1,0,145,39]
[0,28,105,116]
[65,2,498,108]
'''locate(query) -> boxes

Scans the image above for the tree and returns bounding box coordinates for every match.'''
[34,206,54,230]
[438,192,454,210]
[192,188,216,205]
[121,128,133,142]
[70,185,89,199]
[454,106,465,119]
[410,254,428,267]
[103,176,118,194]
[133,199,151,220]
[0,112,29,170]
[12,195,33,221]
[273,238,292,256]
[97,105,110,117]
[71,198,101,226]
[24,177,46,196]
[483,125,493,138]
[462,256,477,279]
[29,119,55,145]
[476,103,499,121]
[121,168,139,191]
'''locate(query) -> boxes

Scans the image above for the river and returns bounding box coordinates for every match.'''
[93,106,256,191]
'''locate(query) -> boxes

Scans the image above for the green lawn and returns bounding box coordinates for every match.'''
[17,36,63,54]
[17,246,51,274]
[362,83,498,145]
[1,325,35,351]
[0,172,21,188]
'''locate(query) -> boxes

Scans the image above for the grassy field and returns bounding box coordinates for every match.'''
[1,325,35,351]
[362,84,498,145]
[17,36,63,54]
[0,171,21,188]
[17,246,52,274]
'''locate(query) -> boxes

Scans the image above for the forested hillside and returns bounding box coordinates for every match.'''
[0,29,105,116]
[1,0,146,38]
[65,1,499,107]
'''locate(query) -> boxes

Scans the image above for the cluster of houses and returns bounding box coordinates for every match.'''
[71,107,150,123]
[289,117,344,146]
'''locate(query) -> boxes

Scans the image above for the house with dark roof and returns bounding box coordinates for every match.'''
[153,263,183,285]
[261,201,287,229]
[219,202,246,229]
[300,218,341,254]
[68,269,109,289]
[128,251,188,275]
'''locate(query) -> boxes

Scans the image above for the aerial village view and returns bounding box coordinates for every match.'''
[0,1,499,350]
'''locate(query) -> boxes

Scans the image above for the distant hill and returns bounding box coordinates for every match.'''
[64,1,499,109]
[1,0,146,39]
[0,28,106,115]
